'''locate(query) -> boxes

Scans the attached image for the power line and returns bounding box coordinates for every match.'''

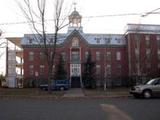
[0,11,160,26]
[0,12,158,26]
[141,8,160,17]
[84,13,141,18]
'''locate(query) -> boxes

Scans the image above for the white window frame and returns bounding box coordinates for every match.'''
[96,65,101,75]
[116,52,121,61]
[39,65,45,75]
[96,52,100,61]
[29,65,34,75]
[106,52,111,61]
[70,64,81,76]
[29,52,34,61]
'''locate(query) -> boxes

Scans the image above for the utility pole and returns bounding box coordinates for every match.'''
[104,41,107,91]
[0,29,2,37]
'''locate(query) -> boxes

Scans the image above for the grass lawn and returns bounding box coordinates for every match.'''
[0,88,65,98]
[83,87,130,97]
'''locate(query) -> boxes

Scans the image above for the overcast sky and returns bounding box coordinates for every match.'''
[0,0,160,36]
[0,0,160,74]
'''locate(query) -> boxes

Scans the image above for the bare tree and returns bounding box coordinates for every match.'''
[17,0,69,92]
[0,31,6,59]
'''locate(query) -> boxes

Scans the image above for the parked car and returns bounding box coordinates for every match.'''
[130,77,160,98]
[39,79,70,91]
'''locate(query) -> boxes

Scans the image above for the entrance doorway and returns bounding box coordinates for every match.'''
[71,76,80,88]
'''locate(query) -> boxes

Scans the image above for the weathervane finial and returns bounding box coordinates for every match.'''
[73,1,76,11]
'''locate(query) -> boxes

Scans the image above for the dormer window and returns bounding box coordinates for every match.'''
[50,38,53,43]
[95,37,101,44]
[115,38,121,43]
[29,37,33,44]
[104,38,111,44]
[40,38,43,43]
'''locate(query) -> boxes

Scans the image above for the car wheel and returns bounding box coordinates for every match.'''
[60,87,64,91]
[143,90,152,99]
[42,88,46,91]
[133,94,140,98]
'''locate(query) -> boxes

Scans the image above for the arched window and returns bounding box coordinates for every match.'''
[72,37,79,47]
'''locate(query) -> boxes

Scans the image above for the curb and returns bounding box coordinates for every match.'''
[0,95,132,100]
[0,95,60,100]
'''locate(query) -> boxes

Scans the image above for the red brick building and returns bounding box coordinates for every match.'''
[125,24,160,84]
[21,9,160,87]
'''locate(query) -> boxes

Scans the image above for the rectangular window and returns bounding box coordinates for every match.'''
[96,65,101,75]
[29,52,34,61]
[135,48,139,55]
[146,63,151,68]
[29,65,34,75]
[106,64,111,75]
[61,52,65,61]
[52,65,55,76]
[158,63,160,68]
[158,50,160,61]
[146,49,151,60]
[157,35,160,40]
[106,52,111,61]
[157,35,160,46]
[40,65,45,75]
[135,48,139,61]
[117,64,121,69]
[116,52,121,61]
[145,35,150,40]
[117,64,122,75]
[85,51,89,60]
[40,52,45,61]
[71,51,79,62]
[145,35,150,46]
[96,52,100,61]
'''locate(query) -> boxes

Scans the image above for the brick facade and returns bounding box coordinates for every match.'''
[21,10,160,87]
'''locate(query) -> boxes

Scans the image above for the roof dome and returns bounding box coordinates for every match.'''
[69,9,82,20]
[68,6,82,27]
[70,10,81,18]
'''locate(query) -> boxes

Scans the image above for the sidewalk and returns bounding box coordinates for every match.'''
[83,87,130,98]
[63,88,85,98]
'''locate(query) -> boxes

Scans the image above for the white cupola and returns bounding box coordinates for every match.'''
[68,3,83,33]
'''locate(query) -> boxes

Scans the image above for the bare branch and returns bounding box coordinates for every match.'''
[17,0,68,92]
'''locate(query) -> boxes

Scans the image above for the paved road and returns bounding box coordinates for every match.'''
[0,98,160,120]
